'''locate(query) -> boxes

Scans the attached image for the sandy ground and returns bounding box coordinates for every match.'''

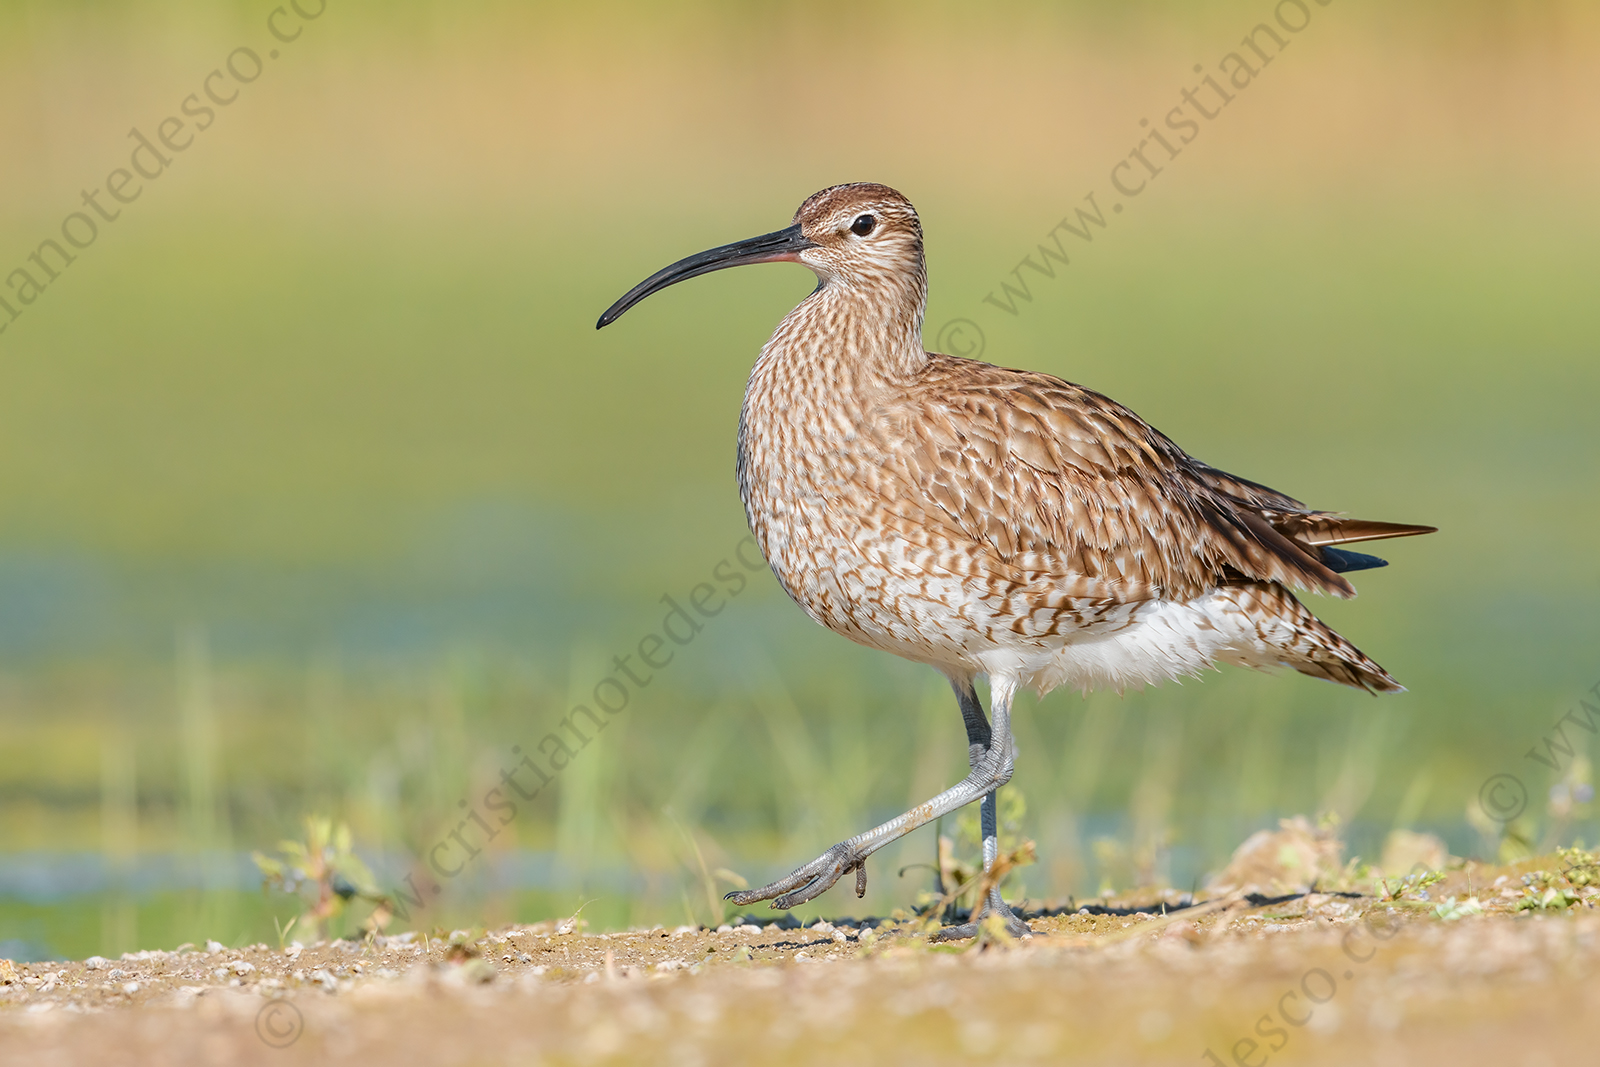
[3,855,1597,1067]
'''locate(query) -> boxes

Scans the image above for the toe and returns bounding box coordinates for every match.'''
[772,866,842,909]
[931,905,1031,943]
[930,922,978,943]
[725,875,804,906]
[724,844,855,908]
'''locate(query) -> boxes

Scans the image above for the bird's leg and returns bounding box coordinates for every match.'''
[725,677,1018,913]
[931,682,1030,942]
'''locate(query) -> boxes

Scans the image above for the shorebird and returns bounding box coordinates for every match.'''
[597,183,1434,939]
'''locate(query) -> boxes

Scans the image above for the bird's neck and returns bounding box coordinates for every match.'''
[759,270,930,396]
[737,269,927,526]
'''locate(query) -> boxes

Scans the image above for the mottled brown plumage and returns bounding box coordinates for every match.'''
[599,182,1434,935]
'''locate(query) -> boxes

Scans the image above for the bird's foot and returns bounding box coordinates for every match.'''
[724,843,868,910]
[930,898,1031,943]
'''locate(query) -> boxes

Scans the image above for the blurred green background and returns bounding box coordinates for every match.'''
[1,0,1596,959]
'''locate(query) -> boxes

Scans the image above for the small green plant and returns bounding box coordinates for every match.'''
[1378,868,1446,903]
[252,816,391,943]
[1512,884,1579,912]
[1511,855,1588,912]
[910,789,1031,922]
[1433,896,1484,921]
[1506,849,1600,913]
[1556,845,1599,888]
[1331,856,1373,894]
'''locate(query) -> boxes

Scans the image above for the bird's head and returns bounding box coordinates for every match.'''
[597,182,923,329]
[789,182,924,287]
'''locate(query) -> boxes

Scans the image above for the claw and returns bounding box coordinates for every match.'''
[720,843,861,909]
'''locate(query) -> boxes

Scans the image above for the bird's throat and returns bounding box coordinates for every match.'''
[765,276,930,395]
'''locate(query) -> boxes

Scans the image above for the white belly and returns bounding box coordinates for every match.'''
[979,589,1307,697]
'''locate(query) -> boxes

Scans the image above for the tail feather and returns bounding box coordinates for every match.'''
[1272,515,1438,548]
[1187,459,1437,551]
[1212,582,1404,694]
[1318,546,1390,574]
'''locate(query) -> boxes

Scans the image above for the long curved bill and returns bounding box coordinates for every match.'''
[596,224,816,329]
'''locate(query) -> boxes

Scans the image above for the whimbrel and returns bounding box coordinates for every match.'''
[597,183,1434,939]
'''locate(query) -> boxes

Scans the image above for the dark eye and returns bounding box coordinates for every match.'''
[850,214,876,236]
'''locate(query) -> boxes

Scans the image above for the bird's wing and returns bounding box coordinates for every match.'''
[1187,461,1437,559]
[877,356,1358,603]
